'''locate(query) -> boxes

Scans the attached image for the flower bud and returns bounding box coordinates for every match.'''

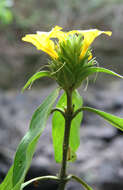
[50,34,93,91]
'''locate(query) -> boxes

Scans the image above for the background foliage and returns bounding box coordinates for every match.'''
[0,0,13,25]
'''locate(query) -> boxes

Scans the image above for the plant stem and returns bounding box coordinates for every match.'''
[22,175,59,189]
[58,90,73,190]
[71,175,93,190]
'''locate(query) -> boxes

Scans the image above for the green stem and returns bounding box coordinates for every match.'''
[72,107,83,119]
[22,175,59,189]
[51,108,66,118]
[71,175,93,190]
[58,90,73,190]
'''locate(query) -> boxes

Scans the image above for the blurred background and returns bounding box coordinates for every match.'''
[0,0,123,190]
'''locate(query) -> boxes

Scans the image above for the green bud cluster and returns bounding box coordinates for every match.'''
[49,34,95,91]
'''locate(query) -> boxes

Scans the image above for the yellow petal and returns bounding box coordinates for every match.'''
[22,26,112,61]
[22,34,58,59]
[37,25,66,41]
[79,29,112,47]
[78,29,112,59]
[37,25,62,36]
[66,29,112,59]
[49,25,67,41]
[22,25,66,58]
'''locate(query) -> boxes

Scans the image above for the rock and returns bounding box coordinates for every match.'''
[81,125,117,142]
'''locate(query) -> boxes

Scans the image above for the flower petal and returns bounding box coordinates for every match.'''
[22,26,112,61]
[78,29,112,59]
[49,25,67,41]
[22,34,58,59]
[37,26,66,41]
[67,29,112,59]
[37,25,62,36]
[79,29,112,47]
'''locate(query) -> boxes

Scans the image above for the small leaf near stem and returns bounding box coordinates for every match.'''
[22,70,50,92]
[72,106,123,131]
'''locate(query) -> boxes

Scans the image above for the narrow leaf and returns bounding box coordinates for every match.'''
[0,166,13,190]
[82,106,123,131]
[13,88,59,187]
[22,70,50,92]
[0,88,59,190]
[52,90,83,163]
[80,67,123,81]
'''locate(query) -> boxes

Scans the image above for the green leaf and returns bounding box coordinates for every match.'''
[22,70,50,92]
[0,88,59,190]
[52,90,83,163]
[82,106,123,131]
[0,167,23,190]
[80,66,123,81]
[0,166,13,190]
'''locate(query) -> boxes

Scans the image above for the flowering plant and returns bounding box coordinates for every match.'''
[0,26,123,190]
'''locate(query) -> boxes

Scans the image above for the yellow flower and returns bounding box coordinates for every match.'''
[22,26,112,60]
[74,29,112,59]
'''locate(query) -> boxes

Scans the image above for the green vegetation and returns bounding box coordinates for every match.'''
[0,0,13,25]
